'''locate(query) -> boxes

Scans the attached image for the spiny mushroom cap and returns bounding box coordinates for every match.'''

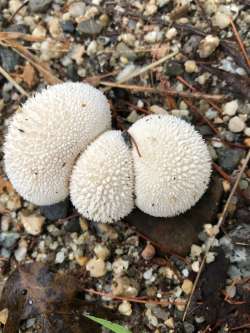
[70,130,134,223]
[128,114,211,217]
[4,82,111,206]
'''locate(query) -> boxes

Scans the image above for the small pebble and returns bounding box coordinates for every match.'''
[191,261,200,272]
[29,0,52,13]
[20,211,45,236]
[223,100,238,116]
[206,252,216,264]
[184,60,198,73]
[14,239,28,262]
[165,317,175,329]
[166,27,177,40]
[181,279,193,295]
[244,127,250,137]
[0,309,8,325]
[212,12,230,29]
[228,116,245,133]
[225,285,236,298]
[198,35,220,58]
[94,244,110,260]
[55,251,65,264]
[144,31,163,43]
[191,244,202,257]
[86,257,107,277]
[69,2,86,17]
[118,301,132,316]
[175,298,186,312]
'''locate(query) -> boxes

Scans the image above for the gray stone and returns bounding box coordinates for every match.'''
[184,322,195,333]
[165,61,183,77]
[216,147,245,173]
[77,19,103,36]
[61,20,75,34]
[0,47,22,72]
[116,42,137,61]
[40,199,69,221]
[29,0,53,13]
[0,232,20,248]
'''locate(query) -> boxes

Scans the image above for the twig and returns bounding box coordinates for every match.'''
[83,288,185,306]
[177,76,223,113]
[231,323,250,331]
[230,18,250,68]
[212,162,231,182]
[182,149,250,321]
[8,0,29,22]
[100,81,226,102]
[0,65,29,96]
[0,31,44,42]
[1,40,61,85]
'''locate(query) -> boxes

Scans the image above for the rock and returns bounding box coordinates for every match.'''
[86,257,107,277]
[141,243,156,260]
[63,217,81,233]
[55,250,65,264]
[40,199,69,221]
[184,60,198,73]
[126,176,223,256]
[0,47,22,72]
[1,215,11,232]
[61,20,75,34]
[66,63,80,82]
[112,276,139,296]
[77,19,103,36]
[29,0,52,13]
[216,147,245,173]
[183,35,202,56]
[144,31,163,43]
[165,61,183,77]
[191,261,200,272]
[182,279,193,295]
[228,116,245,133]
[48,18,62,38]
[112,258,129,276]
[86,40,98,55]
[116,42,137,61]
[144,3,157,16]
[118,301,132,316]
[0,232,20,248]
[175,298,186,311]
[14,240,28,262]
[32,25,47,38]
[191,244,202,257]
[184,322,195,333]
[244,127,250,137]
[198,35,220,58]
[94,244,110,260]
[0,308,8,325]
[165,317,175,328]
[166,27,177,40]
[20,211,45,236]
[212,12,230,29]
[95,223,118,240]
[69,2,86,17]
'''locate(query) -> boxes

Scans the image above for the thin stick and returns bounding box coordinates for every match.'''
[182,149,250,321]
[83,288,185,306]
[8,0,29,22]
[100,81,226,102]
[230,18,250,68]
[0,65,29,96]
[102,51,178,92]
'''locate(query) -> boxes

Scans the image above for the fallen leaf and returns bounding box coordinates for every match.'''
[125,176,223,256]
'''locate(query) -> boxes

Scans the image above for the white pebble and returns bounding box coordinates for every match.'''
[55,251,65,264]
[166,27,177,40]
[69,2,86,17]
[144,31,163,43]
[20,212,45,236]
[206,252,216,264]
[118,301,132,316]
[198,35,220,58]
[94,244,110,260]
[212,12,230,29]
[191,261,200,272]
[228,116,246,133]
[87,40,98,55]
[181,279,193,295]
[184,60,198,73]
[86,257,107,277]
[191,244,202,257]
[244,127,250,137]
[223,100,238,116]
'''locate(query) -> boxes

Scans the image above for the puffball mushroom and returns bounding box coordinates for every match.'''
[4,82,111,206]
[128,114,211,217]
[70,130,134,223]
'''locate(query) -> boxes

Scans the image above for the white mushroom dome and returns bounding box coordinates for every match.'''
[4,82,111,206]
[70,130,134,223]
[128,114,211,217]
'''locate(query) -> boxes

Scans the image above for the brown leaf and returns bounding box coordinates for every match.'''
[125,176,223,256]
[0,263,120,333]
[22,63,37,88]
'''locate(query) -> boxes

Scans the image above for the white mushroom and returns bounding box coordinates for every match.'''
[70,130,134,223]
[4,82,111,205]
[128,114,211,217]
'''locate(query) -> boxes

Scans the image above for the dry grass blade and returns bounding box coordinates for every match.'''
[230,18,250,68]
[8,0,29,22]
[182,149,250,321]
[0,32,45,42]
[1,40,61,85]
[83,288,185,306]
[102,51,178,92]
[100,81,226,101]
[0,65,29,96]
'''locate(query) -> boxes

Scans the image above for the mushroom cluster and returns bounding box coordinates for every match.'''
[4,82,211,223]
